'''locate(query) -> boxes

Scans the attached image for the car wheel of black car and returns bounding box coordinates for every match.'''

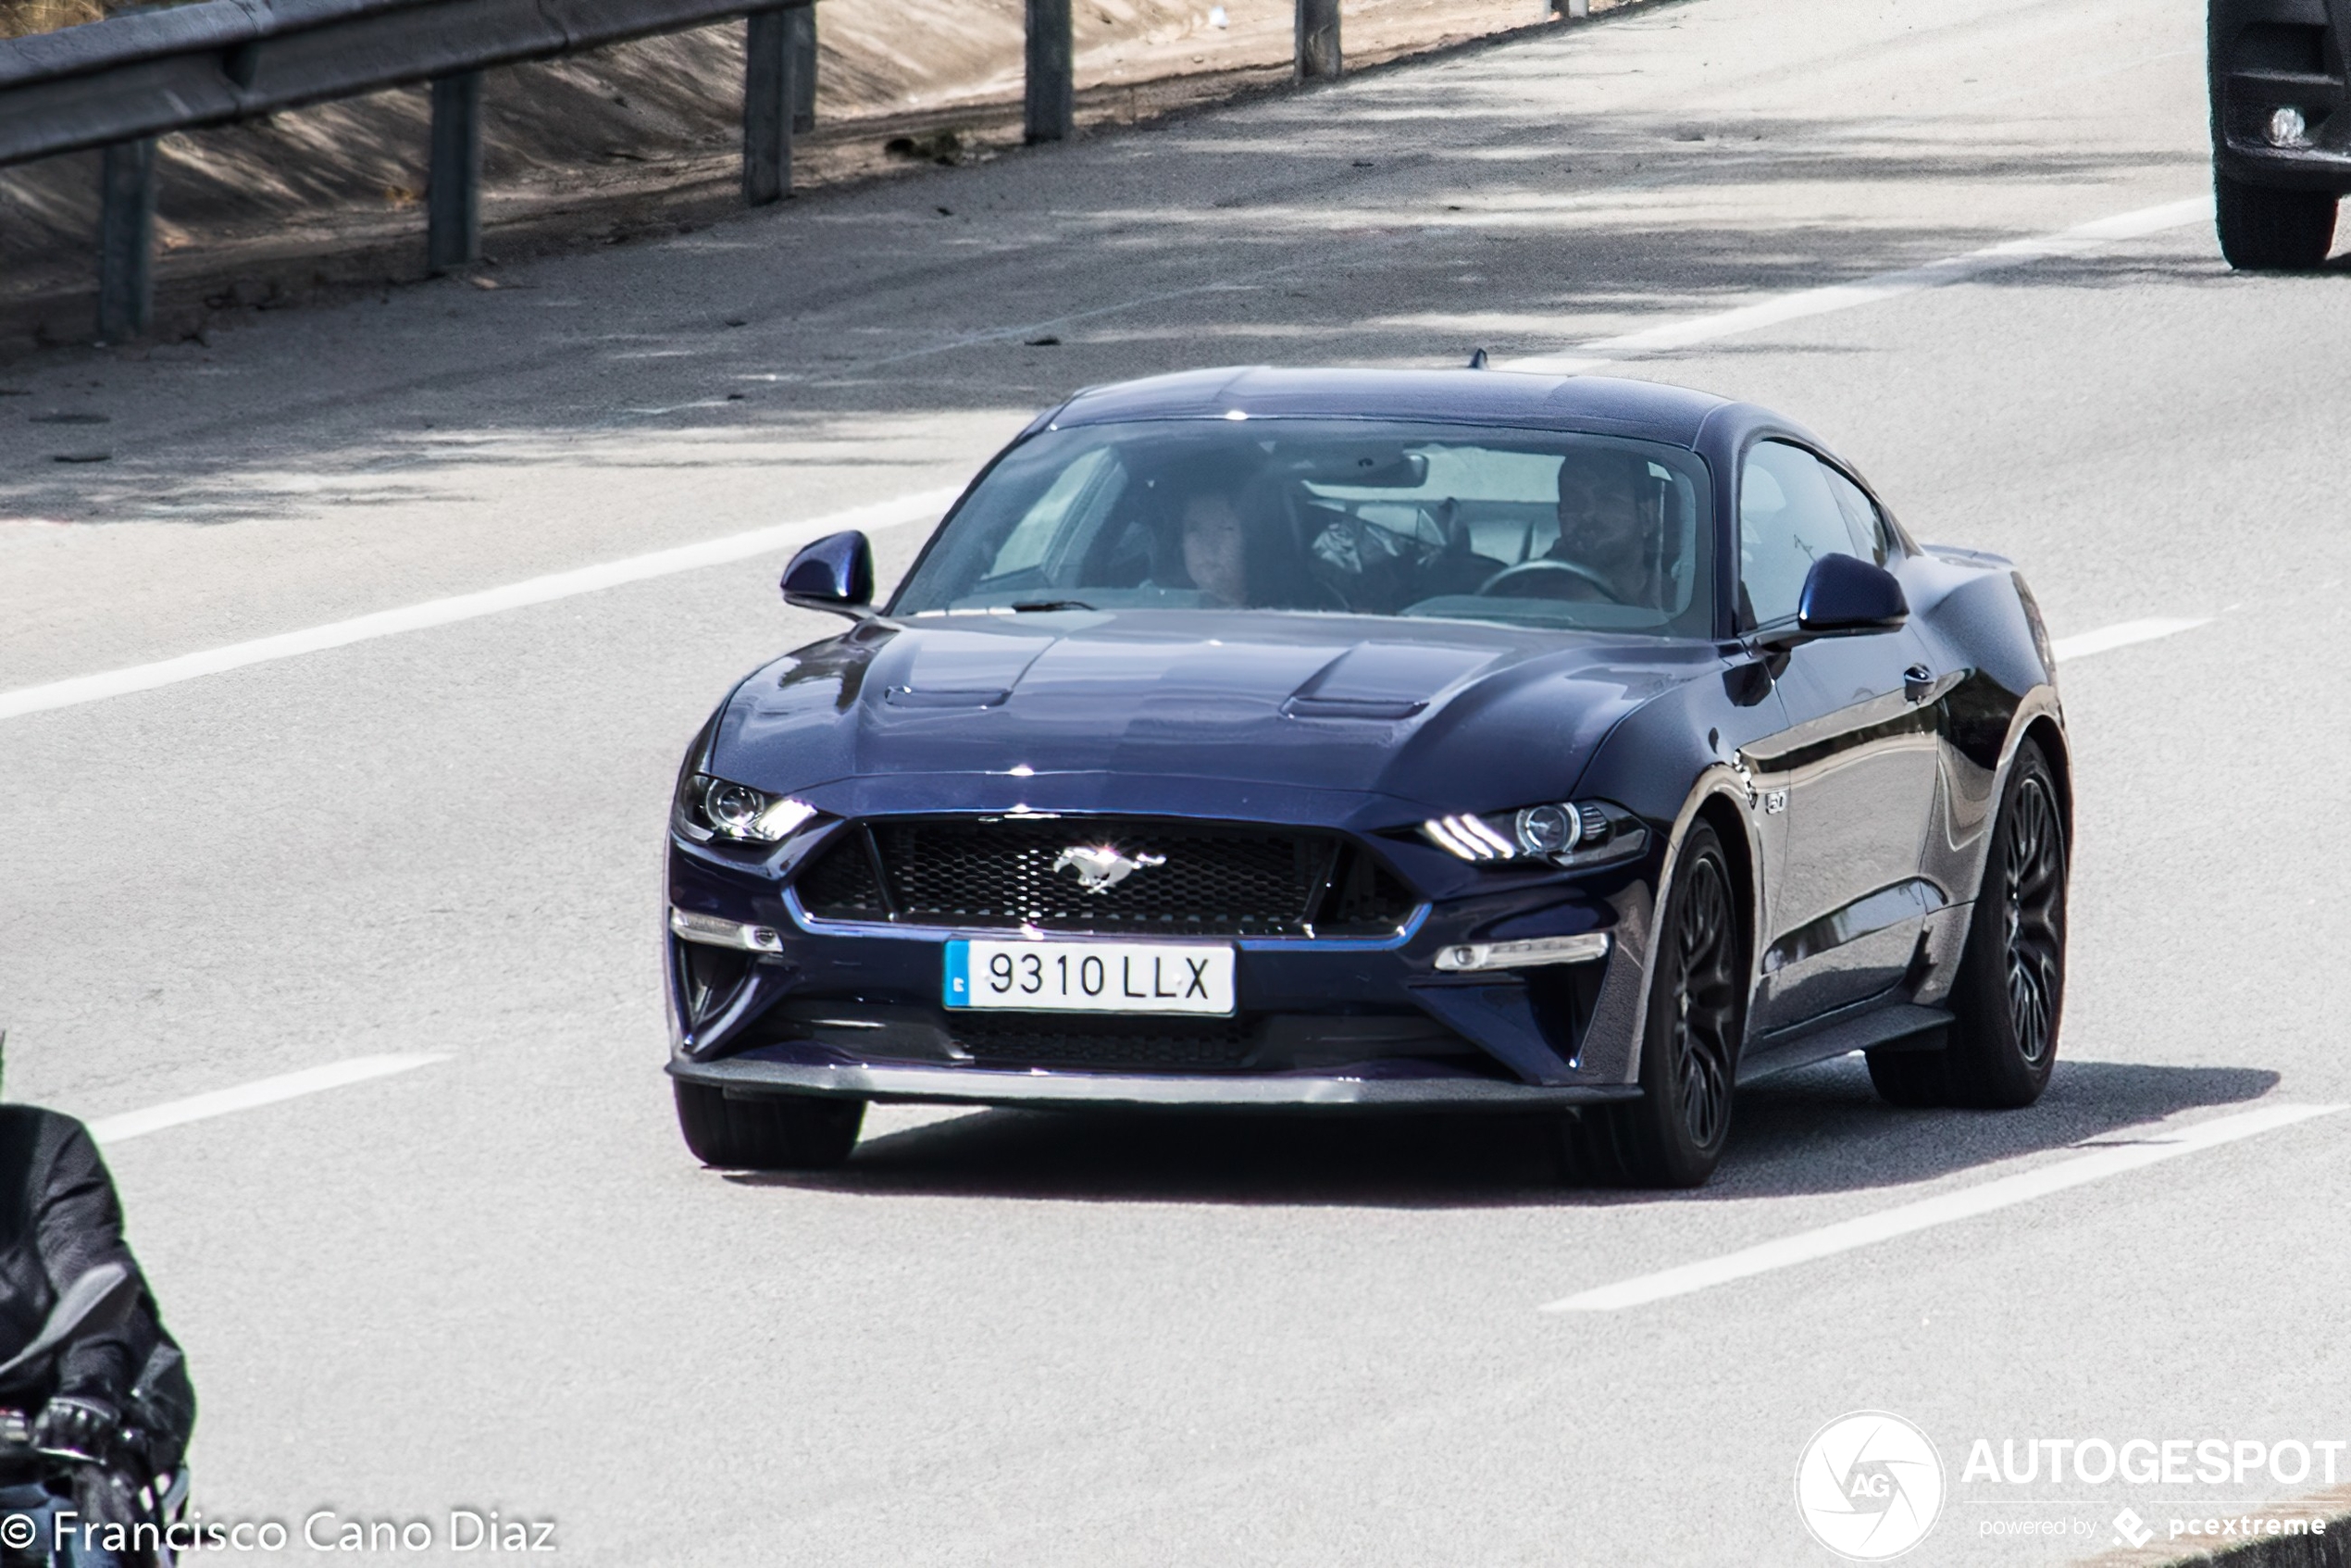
[674,1082,865,1170]
[1564,821,1743,1188]
[2215,174,2339,270]
[1939,740,2067,1109]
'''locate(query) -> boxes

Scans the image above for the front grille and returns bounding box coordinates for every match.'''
[950,1014,1253,1071]
[792,815,1415,937]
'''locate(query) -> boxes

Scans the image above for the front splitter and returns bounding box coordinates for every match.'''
[667,1055,1641,1112]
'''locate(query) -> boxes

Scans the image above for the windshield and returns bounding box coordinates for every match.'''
[889,418,1715,634]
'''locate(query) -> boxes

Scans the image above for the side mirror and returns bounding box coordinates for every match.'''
[1794,553,1908,638]
[780,530,876,618]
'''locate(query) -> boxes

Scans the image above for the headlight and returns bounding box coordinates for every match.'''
[1422,801,1627,864]
[678,773,821,843]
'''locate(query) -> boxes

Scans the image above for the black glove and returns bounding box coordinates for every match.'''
[31,1393,118,1463]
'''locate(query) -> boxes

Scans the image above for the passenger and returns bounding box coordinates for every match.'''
[1176,490,1250,608]
[1548,447,1657,605]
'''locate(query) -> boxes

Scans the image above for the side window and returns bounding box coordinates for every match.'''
[1821,466,1891,566]
[1738,441,1861,628]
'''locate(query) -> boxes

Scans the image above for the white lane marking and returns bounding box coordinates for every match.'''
[0,486,963,724]
[1541,1101,2341,1313]
[1499,197,2211,375]
[2050,616,2208,662]
[87,1054,446,1145]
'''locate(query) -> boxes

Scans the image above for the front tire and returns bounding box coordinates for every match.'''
[2215,173,2338,270]
[1941,740,2067,1108]
[674,1081,865,1170]
[1563,821,1743,1188]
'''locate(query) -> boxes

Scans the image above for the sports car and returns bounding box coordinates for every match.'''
[664,367,2070,1187]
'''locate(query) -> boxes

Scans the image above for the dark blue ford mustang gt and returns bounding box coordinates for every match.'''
[664,367,2070,1187]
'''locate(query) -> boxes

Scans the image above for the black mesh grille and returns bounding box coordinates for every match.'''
[950,1014,1253,1070]
[793,816,1415,937]
[795,832,887,918]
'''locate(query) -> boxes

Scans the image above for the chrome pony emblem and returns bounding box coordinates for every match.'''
[1051,845,1166,894]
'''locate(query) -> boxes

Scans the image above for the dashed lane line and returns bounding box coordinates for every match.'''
[0,487,962,724]
[87,1055,448,1146]
[1499,195,2211,376]
[1540,1101,2341,1313]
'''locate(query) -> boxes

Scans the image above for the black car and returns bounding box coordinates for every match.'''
[664,368,2070,1188]
[2208,0,2349,268]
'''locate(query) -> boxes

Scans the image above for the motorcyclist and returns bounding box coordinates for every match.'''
[0,1047,193,1567]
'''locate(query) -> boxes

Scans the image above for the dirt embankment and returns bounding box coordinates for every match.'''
[0,0,1577,355]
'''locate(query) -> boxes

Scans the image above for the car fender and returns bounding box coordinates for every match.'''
[1593,763,1765,1086]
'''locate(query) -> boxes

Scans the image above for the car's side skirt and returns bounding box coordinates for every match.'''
[1735,1000,1953,1088]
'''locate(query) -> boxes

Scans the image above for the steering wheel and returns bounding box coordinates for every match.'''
[1477,559,1629,604]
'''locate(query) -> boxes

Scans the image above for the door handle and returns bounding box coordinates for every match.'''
[1903,664,1935,703]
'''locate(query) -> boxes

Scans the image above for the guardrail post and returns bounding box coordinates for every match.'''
[1025,0,1072,143]
[743,6,794,205]
[790,5,816,132]
[1296,0,1340,78]
[427,72,483,271]
[96,138,156,342]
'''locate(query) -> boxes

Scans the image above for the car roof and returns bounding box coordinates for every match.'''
[1049,367,1735,448]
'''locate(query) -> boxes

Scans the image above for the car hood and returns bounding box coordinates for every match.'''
[711,609,1716,819]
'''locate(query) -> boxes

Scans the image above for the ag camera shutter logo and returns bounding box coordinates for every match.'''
[1796,1411,1947,1561]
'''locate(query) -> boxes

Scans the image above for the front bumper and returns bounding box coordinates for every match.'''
[2211,0,2351,191]
[664,804,1665,1112]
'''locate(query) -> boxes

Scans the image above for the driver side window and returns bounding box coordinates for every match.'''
[1738,441,1861,629]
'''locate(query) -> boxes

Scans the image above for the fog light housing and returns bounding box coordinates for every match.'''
[1433,932,1611,972]
[2267,106,2310,148]
[669,908,784,952]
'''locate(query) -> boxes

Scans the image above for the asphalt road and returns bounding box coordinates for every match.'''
[3,0,2348,1562]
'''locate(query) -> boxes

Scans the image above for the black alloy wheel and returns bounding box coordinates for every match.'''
[2215,172,2339,270]
[1995,764,2065,1071]
[1872,740,2067,1110]
[674,1081,866,1170]
[1565,821,1743,1188]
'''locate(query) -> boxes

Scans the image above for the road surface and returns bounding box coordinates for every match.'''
[2,0,2345,1562]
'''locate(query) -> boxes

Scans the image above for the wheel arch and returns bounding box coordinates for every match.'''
[1619,766,1765,1078]
[2017,710,2073,858]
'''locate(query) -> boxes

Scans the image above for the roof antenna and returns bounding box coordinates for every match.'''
[1466,348,1490,369]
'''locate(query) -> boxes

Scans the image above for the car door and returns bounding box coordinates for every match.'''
[1736,440,1941,1031]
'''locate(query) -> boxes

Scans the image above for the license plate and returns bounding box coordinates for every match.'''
[944,939,1236,1015]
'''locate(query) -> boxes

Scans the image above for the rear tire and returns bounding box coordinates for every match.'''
[674,1081,865,1170]
[1561,821,1743,1188]
[1942,740,2067,1109]
[2215,173,2338,270]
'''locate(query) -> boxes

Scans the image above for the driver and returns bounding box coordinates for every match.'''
[1546,447,1656,605]
[1,1044,194,1564]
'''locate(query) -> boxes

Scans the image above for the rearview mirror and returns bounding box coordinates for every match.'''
[781,531,876,617]
[1794,554,1907,638]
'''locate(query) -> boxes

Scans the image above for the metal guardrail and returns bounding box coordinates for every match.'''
[0,0,1403,343]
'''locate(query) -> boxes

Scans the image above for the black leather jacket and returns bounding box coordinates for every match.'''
[0,1107,180,1430]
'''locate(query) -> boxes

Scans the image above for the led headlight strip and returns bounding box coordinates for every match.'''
[1421,803,1610,863]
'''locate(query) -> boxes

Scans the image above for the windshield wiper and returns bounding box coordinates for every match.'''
[1008,599,1096,613]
